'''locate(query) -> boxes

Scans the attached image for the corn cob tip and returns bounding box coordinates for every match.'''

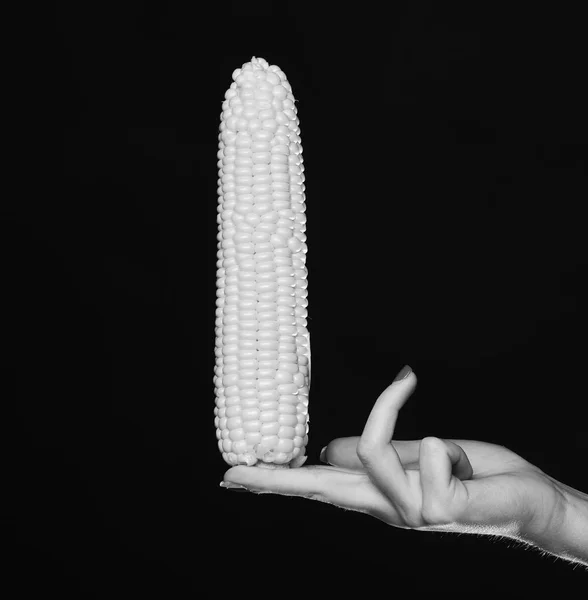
[249,56,269,69]
[231,56,288,87]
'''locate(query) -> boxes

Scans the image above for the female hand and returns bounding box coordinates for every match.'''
[221,366,567,540]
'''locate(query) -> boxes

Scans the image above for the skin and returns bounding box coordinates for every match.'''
[221,369,568,543]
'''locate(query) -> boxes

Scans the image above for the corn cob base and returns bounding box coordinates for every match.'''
[221,445,307,469]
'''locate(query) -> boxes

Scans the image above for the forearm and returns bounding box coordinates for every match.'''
[522,476,588,568]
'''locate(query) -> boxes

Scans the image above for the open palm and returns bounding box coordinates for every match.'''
[222,368,565,539]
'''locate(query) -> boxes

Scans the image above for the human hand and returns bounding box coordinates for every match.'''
[221,366,567,540]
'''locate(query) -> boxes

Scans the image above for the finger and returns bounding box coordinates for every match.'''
[322,437,422,470]
[419,437,473,516]
[356,367,418,509]
[221,465,392,516]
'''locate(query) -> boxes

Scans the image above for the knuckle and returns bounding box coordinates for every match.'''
[402,510,427,528]
[356,440,377,462]
[421,499,453,526]
[392,502,426,528]
[356,448,373,465]
[421,436,443,450]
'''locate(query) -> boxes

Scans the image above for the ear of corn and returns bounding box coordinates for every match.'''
[214,57,310,469]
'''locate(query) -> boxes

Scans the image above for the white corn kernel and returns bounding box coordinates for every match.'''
[215,57,310,469]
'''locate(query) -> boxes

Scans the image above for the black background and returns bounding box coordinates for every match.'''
[6,1,587,596]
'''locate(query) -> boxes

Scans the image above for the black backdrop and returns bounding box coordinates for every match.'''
[7,1,587,596]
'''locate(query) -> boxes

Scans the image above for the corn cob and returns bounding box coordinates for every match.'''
[214,57,310,469]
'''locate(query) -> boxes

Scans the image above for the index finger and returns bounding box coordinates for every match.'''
[356,368,418,510]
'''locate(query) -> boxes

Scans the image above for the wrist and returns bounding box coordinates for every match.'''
[558,482,588,565]
[523,475,588,567]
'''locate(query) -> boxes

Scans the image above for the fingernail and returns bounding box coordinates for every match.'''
[319,446,328,463]
[220,481,249,492]
[394,365,412,382]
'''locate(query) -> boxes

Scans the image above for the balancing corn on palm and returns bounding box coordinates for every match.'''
[214,57,310,469]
